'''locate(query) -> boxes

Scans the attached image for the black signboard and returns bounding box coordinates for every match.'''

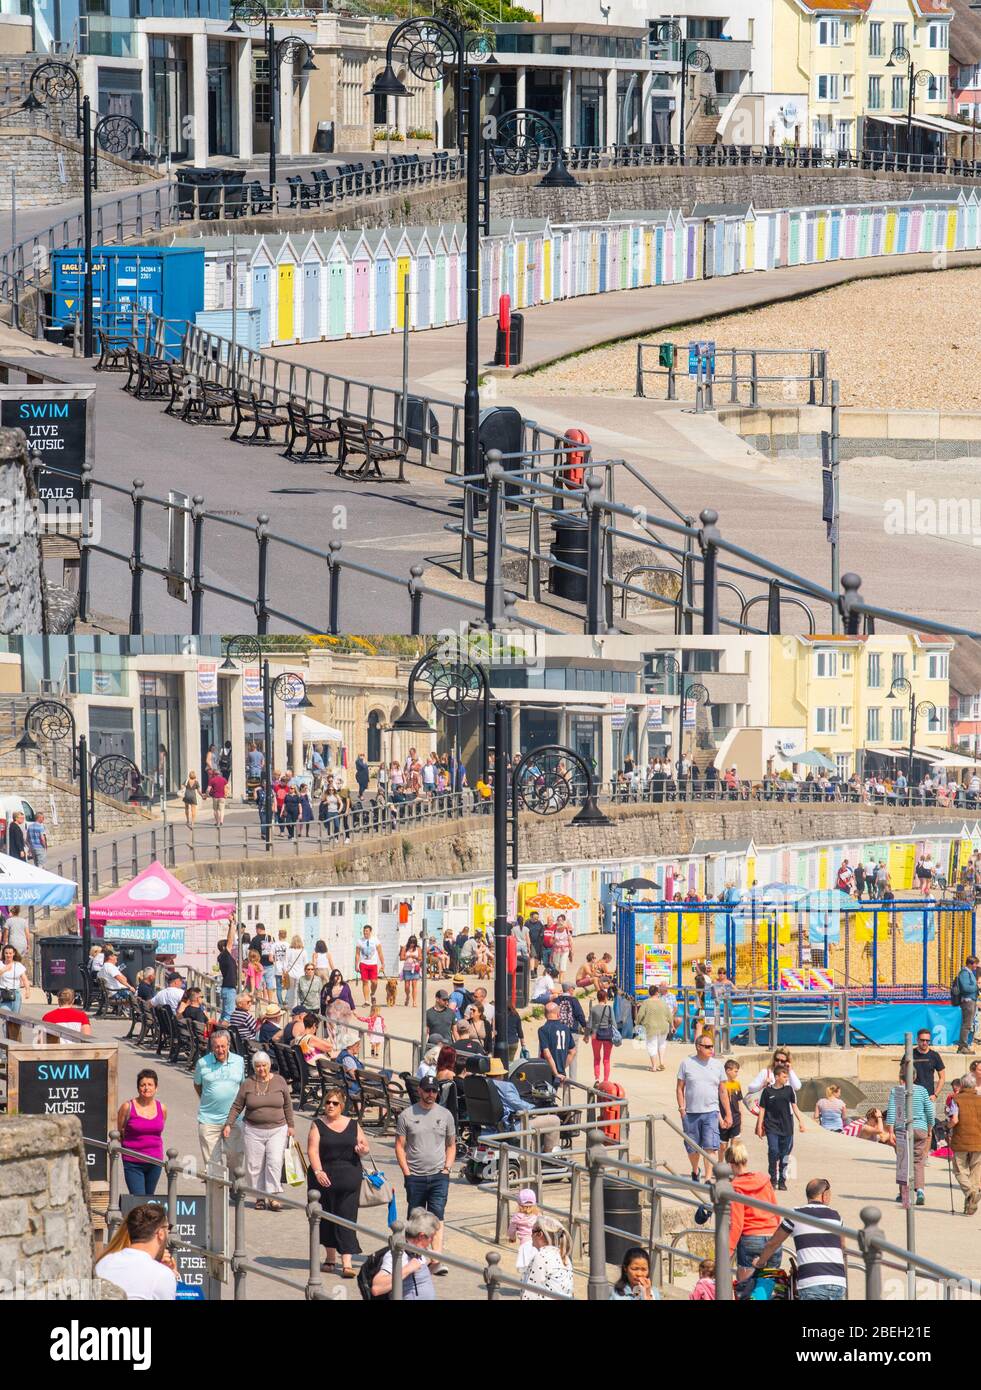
[121,1194,208,1300]
[17,1056,110,1180]
[0,396,87,503]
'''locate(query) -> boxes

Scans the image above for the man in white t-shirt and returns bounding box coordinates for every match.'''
[95,1203,178,1300]
[98,950,136,1000]
[151,973,185,1013]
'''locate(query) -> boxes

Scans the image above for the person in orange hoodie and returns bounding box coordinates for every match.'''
[725,1140,781,1280]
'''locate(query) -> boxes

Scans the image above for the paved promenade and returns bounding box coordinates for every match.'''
[7,248,979,632]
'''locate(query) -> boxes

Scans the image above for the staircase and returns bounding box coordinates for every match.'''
[686,79,722,147]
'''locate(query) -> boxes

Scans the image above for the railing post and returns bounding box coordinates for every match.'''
[859,1205,884,1300]
[484,452,506,628]
[635,344,644,397]
[190,494,205,634]
[165,1145,180,1229]
[697,508,721,634]
[231,1164,248,1300]
[484,1250,503,1300]
[766,579,781,634]
[585,474,605,633]
[839,570,863,636]
[306,1198,324,1299]
[586,1133,610,1300]
[77,461,93,623]
[408,563,423,634]
[712,1160,734,1301]
[388,1221,405,1300]
[106,1129,123,1235]
[129,478,145,634]
[326,540,342,634]
[254,513,270,635]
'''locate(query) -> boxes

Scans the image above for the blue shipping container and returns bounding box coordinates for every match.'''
[51,246,205,358]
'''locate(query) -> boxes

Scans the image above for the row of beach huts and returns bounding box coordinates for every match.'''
[171,185,979,349]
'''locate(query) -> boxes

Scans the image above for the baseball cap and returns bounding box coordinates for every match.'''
[518,1188,536,1205]
[418,1077,440,1092]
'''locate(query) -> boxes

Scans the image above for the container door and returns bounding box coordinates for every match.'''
[252,265,270,346]
[277,262,294,341]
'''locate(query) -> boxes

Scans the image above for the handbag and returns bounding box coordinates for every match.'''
[360,1150,394,1209]
[283,1136,307,1188]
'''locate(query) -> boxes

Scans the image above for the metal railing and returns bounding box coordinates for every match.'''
[46,789,491,894]
[454,455,981,640]
[635,343,830,407]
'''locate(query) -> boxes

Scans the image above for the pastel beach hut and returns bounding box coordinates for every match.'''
[321,231,352,340]
[362,227,397,335]
[296,232,325,343]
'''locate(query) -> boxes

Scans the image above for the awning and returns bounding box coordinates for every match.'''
[910,745,981,769]
[80,861,234,924]
[912,114,969,135]
[298,715,343,742]
[0,853,76,908]
[866,114,905,126]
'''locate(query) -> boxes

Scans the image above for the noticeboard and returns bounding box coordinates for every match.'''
[120,1194,209,1300]
[687,340,716,376]
[12,1049,113,1182]
[0,384,96,506]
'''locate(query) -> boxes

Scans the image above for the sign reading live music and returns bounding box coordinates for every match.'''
[16,1055,111,1180]
[0,384,95,504]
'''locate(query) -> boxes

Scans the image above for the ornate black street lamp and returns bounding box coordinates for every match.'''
[23,62,151,357]
[650,21,713,163]
[652,655,710,778]
[888,676,937,786]
[221,637,312,847]
[228,1,317,190]
[392,645,490,784]
[370,17,490,498]
[886,48,933,165]
[16,699,141,981]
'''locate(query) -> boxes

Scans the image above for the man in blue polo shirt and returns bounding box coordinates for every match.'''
[193,1029,245,1172]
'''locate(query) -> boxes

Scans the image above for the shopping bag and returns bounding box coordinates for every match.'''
[283,1136,307,1187]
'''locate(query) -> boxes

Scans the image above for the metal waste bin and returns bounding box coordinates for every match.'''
[603,1176,641,1265]
[549,515,588,602]
[108,938,160,987]
[38,934,86,1003]
[494,310,524,366]
[176,168,234,220]
[314,121,335,153]
[403,395,439,459]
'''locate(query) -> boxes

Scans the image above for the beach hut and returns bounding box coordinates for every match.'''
[268,234,301,345]
[321,231,351,340]
[392,228,413,332]
[362,227,396,335]
[443,225,463,322]
[430,227,449,327]
[339,230,372,337]
[249,236,277,347]
[828,206,842,261]
[909,201,924,253]
[292,233,324,343]
[406,228,436,329]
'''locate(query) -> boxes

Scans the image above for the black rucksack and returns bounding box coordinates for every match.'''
[356,1247,389,1301]
[951,973,964,1007]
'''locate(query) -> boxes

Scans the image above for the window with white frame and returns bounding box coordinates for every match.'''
[867,652,882,687]
[892,652,906,683]
[841,651,852,673]
[815,706,837,733]
[924,706,948,733]
[867,706,881,742]
[893,22,907,51]
[841,20,852,40]
[340,54,365,127]
[868,75,883,109]
[817,73,839,100]
[892,74,905,108]
[836,119,852,149]
[927,74,948,101]
[836,753,851,779]
[928,22,949,49]
[928,653,949,680]
[818,17,840,45]
[842,75,853,98]
[815,649,838,677]
[868,21,882,56]
[891,705,905,741]
[354,897,368,914]
[840,706,852,730]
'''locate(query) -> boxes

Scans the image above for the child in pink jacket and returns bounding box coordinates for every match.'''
[690,1259,716,1300]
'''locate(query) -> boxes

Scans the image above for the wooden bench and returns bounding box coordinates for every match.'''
[181,377,235,425]
[337,416,409,481]
[162,362,189,416]
[230,389,290,445]
[284,397,341,462]
[95,329,131,373]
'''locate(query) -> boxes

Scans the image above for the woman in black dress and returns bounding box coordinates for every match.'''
[306,1086,371,1278]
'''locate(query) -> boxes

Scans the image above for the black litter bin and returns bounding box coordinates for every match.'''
[474,405,525,513]
[176,168,233,220]
[603,1176,642,1265]
[549,515,588,602]
[314,121,335,153]
[403,395,439,459]
[107,938,159,987]
[38,934,86,1003]
[219,169,247,218]
[494,310,524,366]
[513,954,530,1009]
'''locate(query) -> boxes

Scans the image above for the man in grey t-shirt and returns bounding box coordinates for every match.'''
[395,1076,457,1274]
[676,1034,731,1180]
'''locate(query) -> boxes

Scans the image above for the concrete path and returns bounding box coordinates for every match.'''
[15,934,981,1299]
[9,248,981,632]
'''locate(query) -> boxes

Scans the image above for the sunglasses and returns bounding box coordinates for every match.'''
[325,1099,342,1107]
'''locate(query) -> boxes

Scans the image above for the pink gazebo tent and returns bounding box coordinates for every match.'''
[78,861,234,968]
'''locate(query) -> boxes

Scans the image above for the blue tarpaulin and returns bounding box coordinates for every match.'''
[726,1003,960,1048]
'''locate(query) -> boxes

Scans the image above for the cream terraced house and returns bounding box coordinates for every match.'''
[768,634,953,779]
[771,0,955,156]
